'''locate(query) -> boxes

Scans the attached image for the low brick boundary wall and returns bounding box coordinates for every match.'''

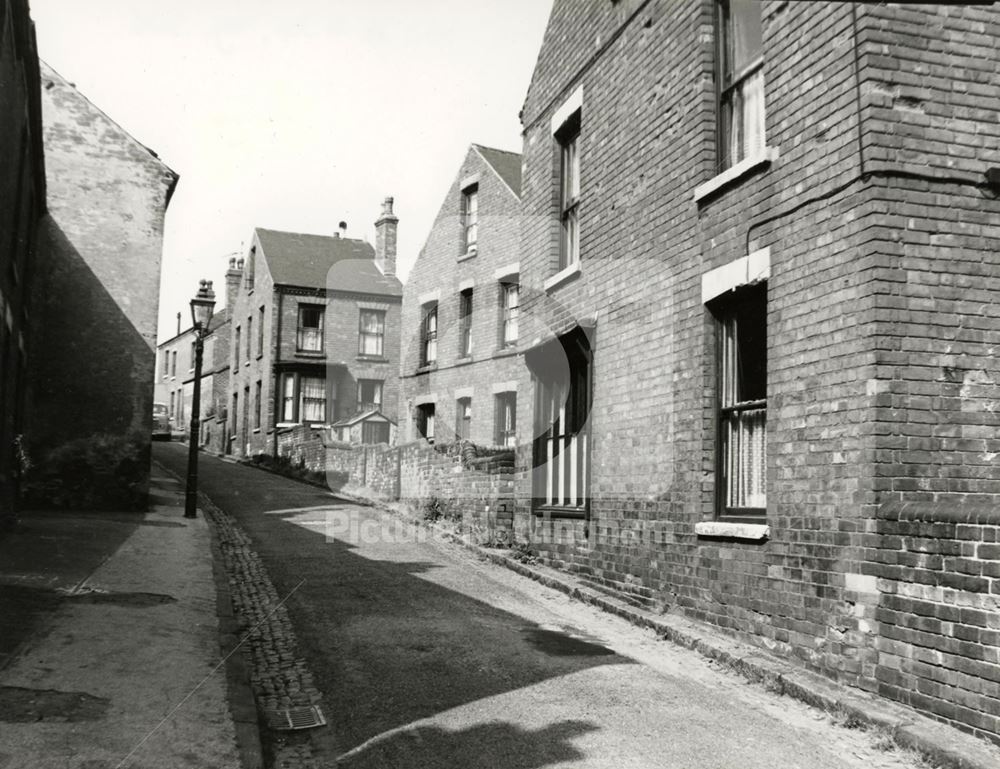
[275,426,516,544]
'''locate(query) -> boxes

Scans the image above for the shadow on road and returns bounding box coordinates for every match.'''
[153,444,632,761]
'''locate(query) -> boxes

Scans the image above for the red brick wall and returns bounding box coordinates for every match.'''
[516,0,1000,742]
[27,60,176,508]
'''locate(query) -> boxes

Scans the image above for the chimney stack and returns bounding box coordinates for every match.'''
[226,256,242,311]
[374,197,398,277]
[176,311,181,336]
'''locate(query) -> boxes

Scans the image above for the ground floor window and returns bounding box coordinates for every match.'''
[530,328,591,511]
[494,391,516,447]
[416,403,435,444]
[456,397,472,441]
[715,282,767,515]
[280,372,330,424]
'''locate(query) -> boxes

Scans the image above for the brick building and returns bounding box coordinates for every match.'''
[399,144,528,448]
[23,60,177,506]
[154,301,229,446]
[0,0,45,524]
[227,201,402,458]
[514,0,1000,743]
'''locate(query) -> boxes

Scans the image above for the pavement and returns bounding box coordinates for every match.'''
[0,462,251,769]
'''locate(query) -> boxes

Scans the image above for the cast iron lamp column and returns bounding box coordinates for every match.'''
[185,280,216,519]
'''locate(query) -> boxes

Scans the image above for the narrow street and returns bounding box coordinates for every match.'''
[154,443,928,769]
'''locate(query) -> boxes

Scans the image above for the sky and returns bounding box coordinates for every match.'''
[28,0,553,342]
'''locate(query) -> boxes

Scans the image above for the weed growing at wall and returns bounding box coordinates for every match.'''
[22,433,148,511]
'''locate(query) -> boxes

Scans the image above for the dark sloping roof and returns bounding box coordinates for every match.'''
[255,228,403,296]
[208,307,229,332]
[473,145,522,198]
[331,408,396,428]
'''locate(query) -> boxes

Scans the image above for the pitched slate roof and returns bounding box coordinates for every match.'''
[208,307,229,332]
[473,144,522,198]
[255,228,403,297]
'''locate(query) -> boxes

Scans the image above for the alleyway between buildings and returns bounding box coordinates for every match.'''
[153,442,941,769]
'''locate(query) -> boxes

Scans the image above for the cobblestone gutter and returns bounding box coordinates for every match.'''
[201,494,324,769]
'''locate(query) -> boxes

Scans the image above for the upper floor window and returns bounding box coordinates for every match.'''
[459,289,473,357]
[161,350,169,378]
[462,185,478,254]
[717,0,765,171]
[558,112,581,270]
[257,306,265,356]
[234,327,241,367]
[501,282,519,347]
[245,246,256,290]
[357,379,383,412]
[359,309,385,357]
[246,315,253,361]
[421,303,438,366]
[254,380,262,429]
[189,342,196,371]
[716,282,767,515]
[297,306,324,352]
[171,350,178,377]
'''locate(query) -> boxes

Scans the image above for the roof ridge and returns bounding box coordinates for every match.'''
[472,143,522,158]
[254,225,368,244]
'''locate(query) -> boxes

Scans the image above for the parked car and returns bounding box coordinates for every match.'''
[152,402,172,441]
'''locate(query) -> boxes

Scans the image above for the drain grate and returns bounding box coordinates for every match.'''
[265,704,326,731]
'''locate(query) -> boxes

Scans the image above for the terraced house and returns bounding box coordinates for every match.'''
[514,0,1000,743]
[227,200,402,457]
[400,144,527,448]
[0,0,44,524]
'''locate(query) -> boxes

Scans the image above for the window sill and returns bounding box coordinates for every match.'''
[295,350,325,358]
[533,505,588,519]
[357,355,389,363]
[693,147,779,203]
[454,355,475,367]
[544,262,581,293]
[415,363,438,374]
[492,346,519,359]
[252,428,261,434]
[457,248,478,262]
[694,521,769,541]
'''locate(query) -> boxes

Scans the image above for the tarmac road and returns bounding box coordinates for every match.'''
[154,442,928,769]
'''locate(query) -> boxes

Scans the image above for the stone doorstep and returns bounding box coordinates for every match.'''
[238,460,1000,769]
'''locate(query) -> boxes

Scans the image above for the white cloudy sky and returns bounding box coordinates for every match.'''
[28,0,552,341]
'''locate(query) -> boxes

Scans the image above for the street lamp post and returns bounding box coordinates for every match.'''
[185,279,216,519]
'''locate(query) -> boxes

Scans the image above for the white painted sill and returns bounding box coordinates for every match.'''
[457,248,477,262]
[544,262,581,293]
[693,147,780,203]
[695,521,770,541]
